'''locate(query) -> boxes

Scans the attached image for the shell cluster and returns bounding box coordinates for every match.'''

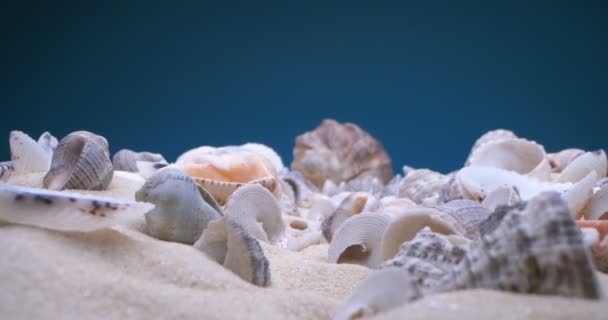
[0,123,607,311]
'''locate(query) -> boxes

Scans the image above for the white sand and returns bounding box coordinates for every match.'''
[2,172,608,319]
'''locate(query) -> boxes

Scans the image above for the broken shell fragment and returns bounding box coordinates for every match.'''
[0,161,14,182]
[37,131,58,154]
[194,217,271,287]
[43,131,113,191]
[557,150,607,184]
[10,131,53,175]
[112,149,167,173]
[584,182,608,220]
[481,185,521,211]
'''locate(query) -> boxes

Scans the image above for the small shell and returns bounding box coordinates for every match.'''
[240,142,285,173]
[398,169,448,205]
[0,182,153,231]
[434,199,492,240]
[380,207,464,261]
[112,149,167,173]
[557,150,607,183]
[547,148,584,173]
[37,131,58,154]
[284,215,324,251]
[328,212,392,268]
[439,174,465,203]
[194,217,271,286]
[561,171,596,219]
[276,178,298,216]
[0,161,15,182]
[442,192,601,299]
[10,131,53,175]
[480,185,521,211]
[585,182,608,220]
[332,267,421,320]
[322,192,380,242]
[468,129,518,163]
[135,168,222,244]
[43,131,113,191]
[223,184,286,245]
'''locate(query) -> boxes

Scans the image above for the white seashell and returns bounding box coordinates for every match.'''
[585,182,608,220]
[280,170,317,208]
[9,131,53,175]
[194,217,270,286]
[322,192,380,242]
[434,200,492,240]
[332,267,421,320]
[557,150,607,183]
[398,169,448,205]
[37,132,58,154]
[481,185,521,211]
[112,149,167,173]
[328,212,392,268]
[241,143,285,173]
[276,178,298,216]
[0,161,15,182]
[43,131,113,191]
[547,148,584,173]
[223,184,286,245]
[0,182,153,231]
[440,174,465,203]
[284,215,324,251]
[380,207,465,261]
[561,172,596,219]
[135,168,222,244]
[467,129,517,162]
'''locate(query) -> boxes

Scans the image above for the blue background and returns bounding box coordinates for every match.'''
[2,1,607,173]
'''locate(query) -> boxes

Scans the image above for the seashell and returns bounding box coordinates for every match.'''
[37,131,58,154]
[240,142,285,173]
[557,150,607,183]
[43,131,113,191]
[378,197,417,216]
[398,169,448,205]
[434,199,492,240]
[0,182,153,231]
[291,119,393,188]
[9,131,53,175]
[134,168,222,244]
[442,192,601,299]
[305,194,336,222]
[561,171,596,219]
[322,179,338,196]
[112,149,167,173]
[467,129,517,162]
[328,212,392,268]
[332,267,421,320]
[280,170,317,208]
[380,207,465,261]
[382,174,402,197]
[585,182,608,220]
[222,183,286,245]
[382,228,470,289]
[439,173,465,203]
[578,220,608,240]
[322,192,380,242]
[194,217,270,286]
[466,138,552,181]
[0,161,15,182]
[480,185,521,211]
[284,215,324,251]
[276,178,298,216]
[548,148,584,173]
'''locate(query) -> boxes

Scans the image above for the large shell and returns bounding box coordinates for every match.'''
[291,119,393,188]
[112,149,167,173]
[322,192,380,242]
[9,131,53,175]
[557,150,607,183]
[442,192,601,299]
[280,170,318,208]
[43,131,113,191]
[468,129,517,163]
[0,182,153,231]
[466,138,552,180]
[135,168,222,244]
[0,161,14,182]
[398,169,448,205]
[194,217,271,286]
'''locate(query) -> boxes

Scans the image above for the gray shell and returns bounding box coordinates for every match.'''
[112,149,167,172]
[43,131,113,191]
[434,199,492,240]
[0,161,14,182]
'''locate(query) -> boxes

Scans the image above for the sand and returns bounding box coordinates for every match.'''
[2,172,608,319]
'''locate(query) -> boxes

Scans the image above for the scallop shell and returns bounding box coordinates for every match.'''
[398,169,449,205]
[585,182,608,220]
[442,192,601,299]
[548,148,584,173]
[466,138,552,181]
[9,131,53,175]
[322,192,380,242]
[0,161,14,182]
[0,182,153,231]
[557,150,607,183]
[135,168,222,244]
[222,183,286,245]
[43,131,113,191]
[291,119,393,188]
[194,217,271,286]
[112,149,167,173]
[480,185,521,211]
[468,129,518,162]
[328,212,392,268]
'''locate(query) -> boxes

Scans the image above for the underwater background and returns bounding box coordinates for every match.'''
[2,1,607,173]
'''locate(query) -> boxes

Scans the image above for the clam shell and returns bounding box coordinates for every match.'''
[9,131,53,175]
[322,192,380,242]
[135,168,222,244]
[43,131,113,191]
[398,169,448,205]
[223,183,286,245]
[328,212,392,268]
[112,149,167,173]
[0,161,15,182]
[468,129,517,162]
[561,171,596,219]
[584,182,608,220]
[0,182,153,231]
[241,142,285,173]
[194,217,271,286]
[557,150,607,183]
[548,148,584,173]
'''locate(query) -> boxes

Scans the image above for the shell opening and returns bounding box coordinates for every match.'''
[289,219,308,230]
[338,244,369,264]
